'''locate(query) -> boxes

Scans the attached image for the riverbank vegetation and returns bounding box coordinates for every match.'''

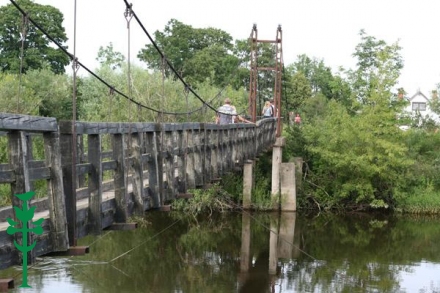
[1,1,440,213]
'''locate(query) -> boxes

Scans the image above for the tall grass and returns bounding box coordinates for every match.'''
[396,187,440,214]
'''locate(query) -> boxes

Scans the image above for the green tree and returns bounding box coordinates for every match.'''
[24,67,73,120]
[0,72,40,114]
[286,71,312,112]
[348,29,403,104]
[299,32,410,210]
[96,42,125,70]
[0,0,69,74]
[137,19,237,87]
[288,55,352,108]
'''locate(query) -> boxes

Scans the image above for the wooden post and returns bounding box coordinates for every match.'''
[7,130,33,263]
[210,128,218,180]
[146,131,162,208]
[77,135,86,188]
[185,128,195,189]
[43,131,69,251]
[216,128,224,177]
[176,128,187,193]
[221,128,229,174]
[204,128,211,184]
[87,134,103,234]
[130,131,145,215]
[25,134,34,192]
[112,133,128,222]
[193,127,204,187]
[226,127,233,172]
[60,123,77,246]
[164,129,175,201]
[231,126,237,168]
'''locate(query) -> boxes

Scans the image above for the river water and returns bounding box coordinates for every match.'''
[1,211,440,292]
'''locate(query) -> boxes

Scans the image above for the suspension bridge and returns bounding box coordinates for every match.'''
[0,0,296,284]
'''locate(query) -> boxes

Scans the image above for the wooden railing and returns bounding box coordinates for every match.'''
[0,112,277,269]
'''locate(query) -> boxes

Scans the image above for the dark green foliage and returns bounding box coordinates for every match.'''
[0,0,69,74]
[137,19,238,88]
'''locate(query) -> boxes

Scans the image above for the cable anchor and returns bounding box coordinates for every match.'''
[124,3,133,28]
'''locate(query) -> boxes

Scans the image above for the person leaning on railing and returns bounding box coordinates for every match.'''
[216,98,236,125]
[216,98,254,125]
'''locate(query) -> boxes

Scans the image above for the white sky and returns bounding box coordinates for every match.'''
[1,0,440,96]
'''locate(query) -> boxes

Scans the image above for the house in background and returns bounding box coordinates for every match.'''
[401,89,440,125]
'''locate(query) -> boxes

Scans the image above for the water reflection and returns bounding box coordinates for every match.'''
[0,212,440,292]
[238,212,297,293]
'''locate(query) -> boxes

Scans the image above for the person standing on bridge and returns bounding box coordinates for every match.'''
[269,99,277,117]
[262,100,273,118]
[216,98,236,125]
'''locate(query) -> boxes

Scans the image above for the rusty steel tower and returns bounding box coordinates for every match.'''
[248,24,283,136]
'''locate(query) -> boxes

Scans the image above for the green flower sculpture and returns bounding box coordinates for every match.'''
[6,191,44,288]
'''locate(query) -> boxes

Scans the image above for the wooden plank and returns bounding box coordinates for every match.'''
[0,278,14,291]
[28,160,45,168]
[43,131,69,252]
[162,123,184,132]
[102,160,117,171]
[0,170,14,183]
[60,121,162,135]
[76,163,91,176]
[102,151,112,160]
[0,113,57,132]
[29,167,51,181]
[88,134,103,234]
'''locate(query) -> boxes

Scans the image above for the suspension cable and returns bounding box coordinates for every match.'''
[122,0,221,114]
[8,0,245,118]
[17,13,28,113]
[7,0,190,116]
[124,3,134,120]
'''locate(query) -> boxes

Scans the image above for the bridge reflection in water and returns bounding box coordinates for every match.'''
[239,212,298,293]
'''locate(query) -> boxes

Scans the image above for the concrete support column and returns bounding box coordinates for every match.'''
[294,157,303,191]
[271,137,286,209]
[281,163,296,211]
[242,160,254,209]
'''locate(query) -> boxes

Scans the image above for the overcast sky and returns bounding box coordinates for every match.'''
[2,0,440,96]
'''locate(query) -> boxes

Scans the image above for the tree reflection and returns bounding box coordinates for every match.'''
[22,212,440,293]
